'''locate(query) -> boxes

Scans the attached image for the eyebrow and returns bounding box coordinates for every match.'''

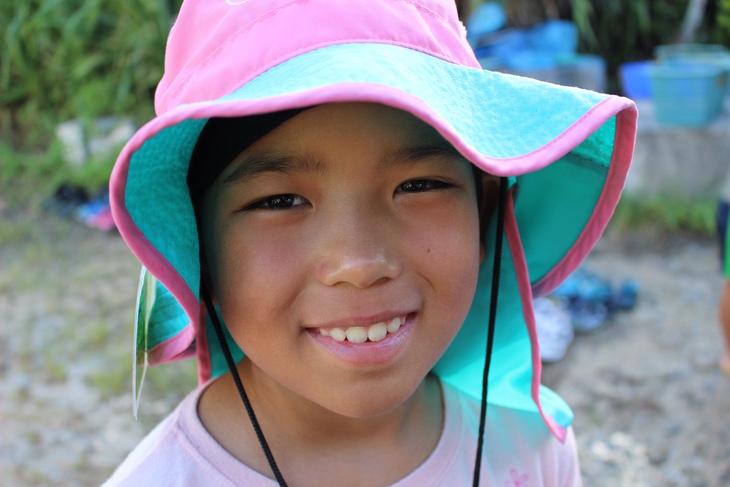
[220,142,467,186]
[221,152,325,186]
[388,142,467,167]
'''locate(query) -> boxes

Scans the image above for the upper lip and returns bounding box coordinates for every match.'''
[305,311,412,330]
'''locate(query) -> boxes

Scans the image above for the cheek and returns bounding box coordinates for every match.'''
[211,225,308,321]
[411,200,481,266]
[407,201,482,309]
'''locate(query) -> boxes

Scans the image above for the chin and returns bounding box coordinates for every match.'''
[319,379,423,419]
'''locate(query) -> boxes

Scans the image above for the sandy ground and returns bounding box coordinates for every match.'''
[544,232,730,487]
[1,209,729,486]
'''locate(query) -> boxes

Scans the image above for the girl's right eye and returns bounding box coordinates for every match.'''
[244,194,307,211]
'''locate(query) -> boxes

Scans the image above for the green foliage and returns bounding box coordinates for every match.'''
[1,0,182,146]
[0,139,116,209]
[0,141,65,207]
[569,0,691,92]
[717,0,730,45]
[610,193,716,235]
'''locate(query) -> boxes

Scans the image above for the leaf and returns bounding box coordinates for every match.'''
[133,267,157,418]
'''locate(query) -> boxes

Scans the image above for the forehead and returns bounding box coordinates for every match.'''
[216,103,461,183]
[258,103,444,150]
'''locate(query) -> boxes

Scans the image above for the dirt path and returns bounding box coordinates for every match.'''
[1,210,728,486]
[545,232,730,487]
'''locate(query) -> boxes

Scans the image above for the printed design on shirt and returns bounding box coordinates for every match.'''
[504,468,529,487]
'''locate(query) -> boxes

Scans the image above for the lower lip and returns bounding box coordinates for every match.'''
[306,315,414,366]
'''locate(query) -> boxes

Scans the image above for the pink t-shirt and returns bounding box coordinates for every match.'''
[104,381,581,486]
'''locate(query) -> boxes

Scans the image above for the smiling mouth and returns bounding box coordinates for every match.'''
[315,316,405,344]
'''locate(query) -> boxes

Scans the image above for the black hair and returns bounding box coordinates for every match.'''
[187,109,306,208]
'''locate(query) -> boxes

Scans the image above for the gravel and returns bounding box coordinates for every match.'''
[1,211,728,486]
[543,232,730,487]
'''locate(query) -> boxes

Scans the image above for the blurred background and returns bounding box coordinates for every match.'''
[1,0,730,485]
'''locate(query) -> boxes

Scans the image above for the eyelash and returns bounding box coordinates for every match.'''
[245,194,307,211]
[397,178,452,193]
[244,178,453,211]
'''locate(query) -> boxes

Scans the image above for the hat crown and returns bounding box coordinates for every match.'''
[155,0,478,114]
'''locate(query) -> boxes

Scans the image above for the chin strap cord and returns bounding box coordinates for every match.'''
[473,177,508,486]
[200,286,289,487]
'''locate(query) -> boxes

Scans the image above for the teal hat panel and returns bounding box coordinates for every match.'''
[228,43,609,160]
[126,118,208,298]
[434,207,536,414]
[516,117,616,289]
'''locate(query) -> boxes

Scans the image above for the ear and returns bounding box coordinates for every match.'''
[477,172,501,264]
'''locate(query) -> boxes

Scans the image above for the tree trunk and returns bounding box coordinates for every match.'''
[679,0,708,43]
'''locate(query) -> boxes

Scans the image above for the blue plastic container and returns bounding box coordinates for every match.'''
[500,51,560,85]
[473,28,531,60]
[559,54,606,92]
[661,56,730,95]
[619,61,653,100]
[655,43,728,60]
[655,44,730,94]
[466,2,506,48]
[528,20,578,55]
[648,63,728,127]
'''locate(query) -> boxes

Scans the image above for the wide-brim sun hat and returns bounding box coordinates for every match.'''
[110,0,637,445]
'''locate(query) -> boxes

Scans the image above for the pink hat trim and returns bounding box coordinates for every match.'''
[505,193,568,442]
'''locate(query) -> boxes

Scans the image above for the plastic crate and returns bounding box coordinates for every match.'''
[655,43,727,60]
[619,61,653,100]
[659,53,730,95]
[648,63,727,127]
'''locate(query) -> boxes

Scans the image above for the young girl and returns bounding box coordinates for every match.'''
[716,180,730,375]
[105,0,637,485]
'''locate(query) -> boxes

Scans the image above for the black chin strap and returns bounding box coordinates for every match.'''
[473,176,508,486]
[200,286,289,486]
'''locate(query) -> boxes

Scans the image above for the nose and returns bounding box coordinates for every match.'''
[315,204,402,289]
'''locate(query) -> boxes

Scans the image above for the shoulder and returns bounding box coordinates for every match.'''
[441,383,582,486]
[101,386,273,487]
[101,403,189,486]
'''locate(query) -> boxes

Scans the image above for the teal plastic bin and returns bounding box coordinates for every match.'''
[655,43,727,60]
[656,44,730,94]
[648,63,727,127]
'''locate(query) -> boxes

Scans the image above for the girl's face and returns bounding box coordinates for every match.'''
[201,103,484,418]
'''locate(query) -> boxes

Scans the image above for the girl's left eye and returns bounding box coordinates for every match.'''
[397,179,452,193]
[244,194,307,211]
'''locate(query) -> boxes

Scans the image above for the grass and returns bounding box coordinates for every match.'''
[0,172,197,403]
[609,193,717,236]
[0,140,115,211]
[0,0,180,145]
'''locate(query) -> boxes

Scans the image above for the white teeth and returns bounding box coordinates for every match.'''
[367,323,387,342]
[386,317,402,333]
[330,328,346,342]
[319,317,405,344]
[345,326,368,344]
